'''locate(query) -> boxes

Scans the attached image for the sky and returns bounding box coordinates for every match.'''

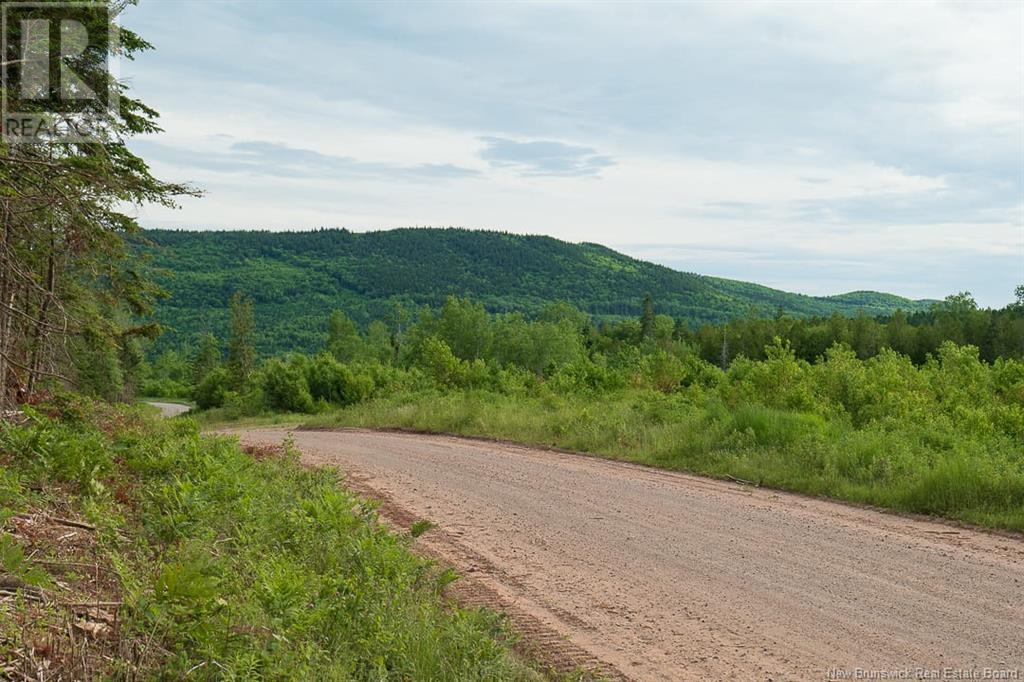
[121,1,1023,307]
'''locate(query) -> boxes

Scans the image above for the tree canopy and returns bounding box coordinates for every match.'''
[138,227,937,356]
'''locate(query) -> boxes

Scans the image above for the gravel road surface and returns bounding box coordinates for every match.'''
[147,401,191,418]
[233,427,1024,681]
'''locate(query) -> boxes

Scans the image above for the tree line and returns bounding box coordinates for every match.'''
[138,227,938,357]
[136,287,1024,411]
[682,290,1024,366]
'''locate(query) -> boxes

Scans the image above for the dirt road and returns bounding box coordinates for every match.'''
[146,401,191,418]
[234,428,1024,681]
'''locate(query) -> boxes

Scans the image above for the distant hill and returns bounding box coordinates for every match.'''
[138,227,936,354]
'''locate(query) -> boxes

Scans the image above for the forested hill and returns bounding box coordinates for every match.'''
[140,227,934,354]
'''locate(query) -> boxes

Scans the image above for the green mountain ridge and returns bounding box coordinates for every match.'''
[139,227,936,354]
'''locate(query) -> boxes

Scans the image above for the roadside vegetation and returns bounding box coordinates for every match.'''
[0,5,542,676]
[141,290,1024,533]
[0,396,537,679]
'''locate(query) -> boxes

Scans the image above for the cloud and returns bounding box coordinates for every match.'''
[134,139,480,181]
[478,137,614,177]
[618,243,1022,306]
[120,1,1022,307]
[693,181,1018,231]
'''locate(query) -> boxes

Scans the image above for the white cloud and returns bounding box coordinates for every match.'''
[122,0,1023,306]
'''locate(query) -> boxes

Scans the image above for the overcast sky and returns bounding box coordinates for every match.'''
[122,1,1022,307]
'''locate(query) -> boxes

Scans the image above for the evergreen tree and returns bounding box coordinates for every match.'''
[191,333,222,385]
[0,2,197,407]
[640,295,655,339]
[227,292,256,388]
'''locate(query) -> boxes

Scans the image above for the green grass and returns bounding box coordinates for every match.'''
[194,408,306,430]
[0,397,540,680]
[304,388,1024,533]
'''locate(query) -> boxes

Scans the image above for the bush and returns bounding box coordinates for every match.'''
[141,378,191,400]
[642,351,686,392]
[261,358,315,413]
[550,356,626,393]
[417,337,469,388]
[194,367,232,410]
[722,340,816,413]
[305,354,375,406]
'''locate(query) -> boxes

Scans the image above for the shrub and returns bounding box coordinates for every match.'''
[642,350,686,392]
[722,339,815,412]
[261,359,315,413]
[855,348,931,425]
[992,357,1024,406]
[141,378,191,400]
[305,354,375,406]
[550,356,626,393]
[417,337,469,387]
[926,342,992,412]
[194,367,232,410]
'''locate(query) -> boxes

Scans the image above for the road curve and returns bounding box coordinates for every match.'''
[147,401,191,418]
[233,427,1024,681]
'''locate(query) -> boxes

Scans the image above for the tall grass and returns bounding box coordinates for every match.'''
[199,340,1024,532]
[307,386,1024,532]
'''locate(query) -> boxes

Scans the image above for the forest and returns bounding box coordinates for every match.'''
[139,289,1024,532]
[136,227,937,355]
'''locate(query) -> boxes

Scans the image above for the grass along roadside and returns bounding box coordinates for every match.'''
[0,396,542,680]
[302,386,1024,533]
[190,340,1024,534]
